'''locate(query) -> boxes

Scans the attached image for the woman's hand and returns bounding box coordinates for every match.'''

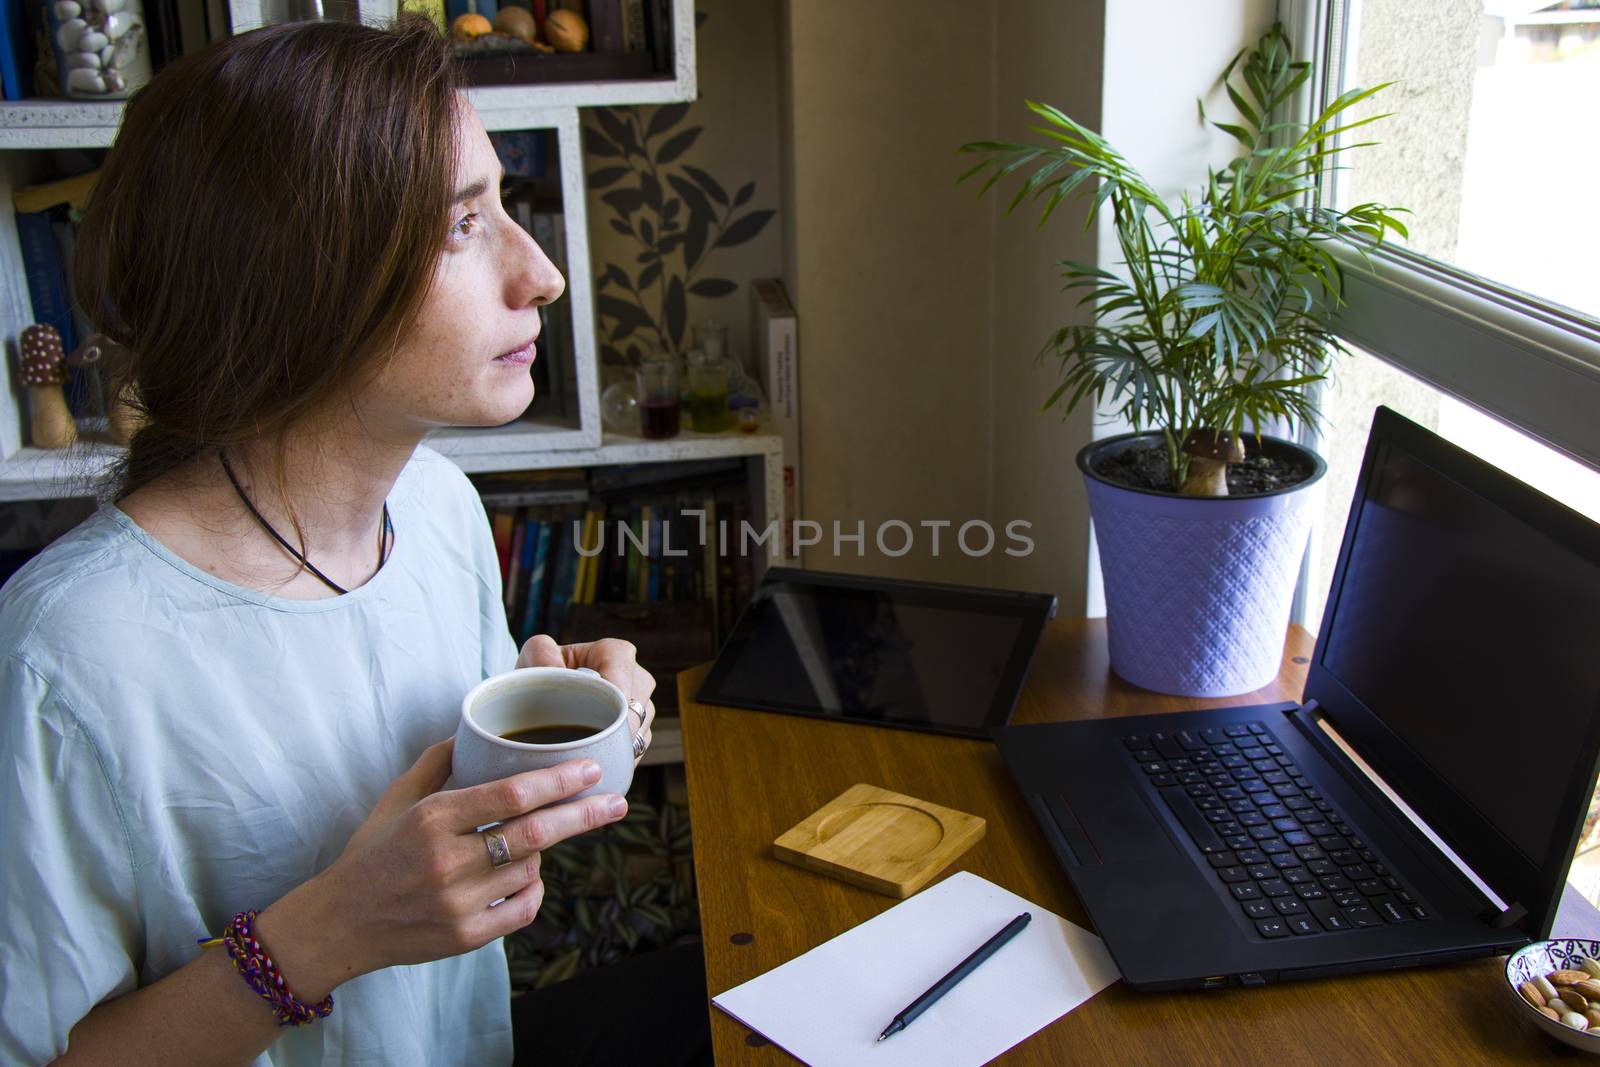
[517,635,656,765]
[256,738,627,993]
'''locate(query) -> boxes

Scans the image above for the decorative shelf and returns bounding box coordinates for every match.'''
[0,427,783,500]
[0,100,123,149]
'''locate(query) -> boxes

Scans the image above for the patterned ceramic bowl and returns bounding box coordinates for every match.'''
[1505,939,1600,1052]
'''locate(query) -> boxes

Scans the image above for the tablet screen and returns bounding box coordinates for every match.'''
[694,568,1057,738]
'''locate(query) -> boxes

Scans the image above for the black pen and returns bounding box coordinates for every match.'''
[876,911,1032,1041]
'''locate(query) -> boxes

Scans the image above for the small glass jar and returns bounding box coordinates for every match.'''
[685,321,734,433]
[635,351,680,439]
[49,0,153,99]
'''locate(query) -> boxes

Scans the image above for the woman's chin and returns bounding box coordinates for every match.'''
[472,385,536,428]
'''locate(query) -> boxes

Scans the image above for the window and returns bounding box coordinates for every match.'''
[1289,0,1600,901]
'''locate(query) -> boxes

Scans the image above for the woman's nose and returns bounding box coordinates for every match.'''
[510,225,566,309]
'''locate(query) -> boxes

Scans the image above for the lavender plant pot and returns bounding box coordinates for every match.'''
[1080,432,1326,698]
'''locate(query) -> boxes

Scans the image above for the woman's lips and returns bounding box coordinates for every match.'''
[493,337,538,366]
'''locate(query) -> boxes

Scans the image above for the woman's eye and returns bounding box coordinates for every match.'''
[450,212,480,242]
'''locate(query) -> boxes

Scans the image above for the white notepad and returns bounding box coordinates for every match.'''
[712,871,1120,1066]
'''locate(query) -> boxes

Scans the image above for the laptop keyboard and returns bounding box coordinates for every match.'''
[1124,722,1434,939]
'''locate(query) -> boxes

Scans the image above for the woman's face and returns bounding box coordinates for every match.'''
[357,100,565,437]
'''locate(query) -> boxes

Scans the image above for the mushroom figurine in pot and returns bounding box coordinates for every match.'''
[1180,429,1246,496]
[19,323,77,448]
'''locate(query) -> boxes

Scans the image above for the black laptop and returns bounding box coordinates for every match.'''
[996,406,1600,990]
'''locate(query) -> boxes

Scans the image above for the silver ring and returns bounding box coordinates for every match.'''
[483,829,512,869]
[632,731,647,759]
[628,699,646,728]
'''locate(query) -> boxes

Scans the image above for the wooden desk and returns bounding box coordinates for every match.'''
[679,619,1600,1066]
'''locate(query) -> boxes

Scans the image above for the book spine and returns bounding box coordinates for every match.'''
[607,508,627,603]
[630,505,643,604]
[588,0,623,52]
[619,0,645,52]
[47,211,95,417]
[716,528,735,645]
[732,497,753,615]
[751,280,800,562]
[15,208,75,350]
[572,508,594,605]
[520,519,551,639]
[544,512,581,640]
[647,503,661,603]
[505,507,528,614]
[582,507,602,604]
[660,503,678,603]
[701,494,718,639]
[625,504,641,604]
[491,507,514,586]
[0,0,26,100]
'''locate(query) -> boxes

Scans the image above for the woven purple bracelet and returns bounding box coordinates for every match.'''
[197,909,334,1027]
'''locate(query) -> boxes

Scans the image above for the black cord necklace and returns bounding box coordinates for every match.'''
[219,450,392,596]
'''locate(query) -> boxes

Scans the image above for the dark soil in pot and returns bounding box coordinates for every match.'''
[1092,442,1318,496]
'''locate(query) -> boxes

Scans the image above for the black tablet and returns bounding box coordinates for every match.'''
[694,567,1058,739]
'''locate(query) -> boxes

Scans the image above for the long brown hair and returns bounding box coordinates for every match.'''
[74,13,461,502]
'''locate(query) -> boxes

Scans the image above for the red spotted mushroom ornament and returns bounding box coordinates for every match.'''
[19,323,77,449]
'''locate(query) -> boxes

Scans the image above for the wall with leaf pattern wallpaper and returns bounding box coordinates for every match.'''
[580,0,783,385]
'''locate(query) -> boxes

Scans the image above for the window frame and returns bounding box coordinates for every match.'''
[1282,0,1600,626]
[1284,0,1600,471]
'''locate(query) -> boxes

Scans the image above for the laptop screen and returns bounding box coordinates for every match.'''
[1313,408,1600,921]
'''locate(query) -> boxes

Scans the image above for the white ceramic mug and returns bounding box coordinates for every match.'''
[453,667,634,801]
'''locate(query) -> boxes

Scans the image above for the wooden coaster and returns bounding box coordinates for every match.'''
[772,783,986,898]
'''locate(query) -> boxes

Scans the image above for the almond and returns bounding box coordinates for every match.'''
[1520,980,1546,1008]
[1539,1005,1562,1022]
[1551,969,1589,986]
[1559,989,1589,1011]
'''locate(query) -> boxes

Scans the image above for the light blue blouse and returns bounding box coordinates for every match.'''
[0,446,521,1066]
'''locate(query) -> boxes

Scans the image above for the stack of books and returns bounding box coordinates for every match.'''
[476,457,759,658]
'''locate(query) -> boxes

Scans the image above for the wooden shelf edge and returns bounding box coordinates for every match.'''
[0,427,782,501]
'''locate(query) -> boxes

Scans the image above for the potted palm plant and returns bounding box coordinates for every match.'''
[959,25,1407,696]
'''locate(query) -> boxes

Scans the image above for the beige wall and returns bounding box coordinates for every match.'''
[779,0,996,586]
[988,3,1105,609]
[780,0,1105,603]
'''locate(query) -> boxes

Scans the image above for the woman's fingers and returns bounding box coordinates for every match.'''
[519,635,653,705]
[471,842,543,909]
[515,633,564,669]
[439,759,603,831]
[470,870,548,942]
[492,790,627,857]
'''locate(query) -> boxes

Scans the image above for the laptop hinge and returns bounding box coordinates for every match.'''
[1285,701,1525,928]
[1485,902,1529,929]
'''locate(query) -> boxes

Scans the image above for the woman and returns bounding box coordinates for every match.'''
[0,15,709,1066]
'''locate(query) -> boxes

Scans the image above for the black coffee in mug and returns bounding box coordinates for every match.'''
[500,723,600,745]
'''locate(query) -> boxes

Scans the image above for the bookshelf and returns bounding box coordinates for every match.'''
[0,1,779,769]
[0,0,787,518]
